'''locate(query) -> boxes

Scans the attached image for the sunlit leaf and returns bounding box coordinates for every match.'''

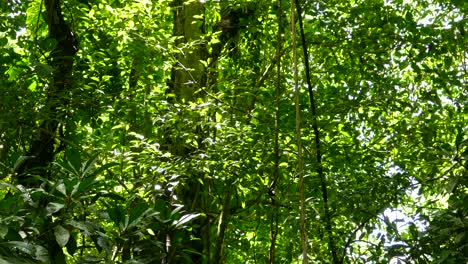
[173,213,201,229]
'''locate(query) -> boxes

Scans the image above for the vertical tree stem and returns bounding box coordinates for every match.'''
[294,0,339,263]
[269,0,283,262]
[214,187,231,263]
[291,0,308,263]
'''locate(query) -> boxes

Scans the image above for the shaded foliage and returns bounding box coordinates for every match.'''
[1,0,467,263]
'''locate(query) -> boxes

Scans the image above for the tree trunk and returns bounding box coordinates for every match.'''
[169,1,208,263]
[170,0,206,101]
[16,0,78,185]
[15,1,78,262]
[168,2,255,263]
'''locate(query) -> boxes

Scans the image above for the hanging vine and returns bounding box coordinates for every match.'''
[291,0,308,263]
[268,0,283,262]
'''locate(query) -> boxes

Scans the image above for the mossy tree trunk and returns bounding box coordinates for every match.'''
[16,0,78,184]
[15,0,78,262]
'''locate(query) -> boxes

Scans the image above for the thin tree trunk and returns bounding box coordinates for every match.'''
[269,0,283,262]
[291,0,309,263]
[170,0,206,101]
[213,186,231,263]
[169,2,256,263]
[169,2,208,263]
[294,0,339,262]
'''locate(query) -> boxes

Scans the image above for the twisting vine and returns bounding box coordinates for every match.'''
[291,0,308,263]
[268,0,283,262]
[294,0,339,263]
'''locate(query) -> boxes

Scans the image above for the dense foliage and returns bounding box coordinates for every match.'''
[0,0,466,263]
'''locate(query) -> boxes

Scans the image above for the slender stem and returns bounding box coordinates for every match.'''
[214,186,231,263]
[269,0,283,262]
[294,0,339,263]
[291,0,309,263]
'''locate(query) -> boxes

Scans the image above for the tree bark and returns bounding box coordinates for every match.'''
[15,1,78,262]
[168,2,255,263]
[170,0,206,101]
[16,0,78,185]
[213,186,231,263]
[169,2,208,263]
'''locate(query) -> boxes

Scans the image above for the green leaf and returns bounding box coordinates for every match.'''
[66,233,77,255]
[128,202,150,228]
[154,199,170,219]
[54,161,78,177]
[90,162,118,177]
[75,177,98,197]
[66,148,82,175]
[97,236,110,254]
[173,213,201,229]
[54,225,70,247]
[27,80,37,91]
[13,156,33,173]
[0,225,8,239]
[2,241,35,256]
[81,155,98,177]
[0,37,7,46]
[63,177,79,195]
[56,183,67,196]
[107,206,124,225]
[46,202,65,216]
[34,245,49,263]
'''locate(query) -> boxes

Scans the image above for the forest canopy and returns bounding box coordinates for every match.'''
[0,0,467,263]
